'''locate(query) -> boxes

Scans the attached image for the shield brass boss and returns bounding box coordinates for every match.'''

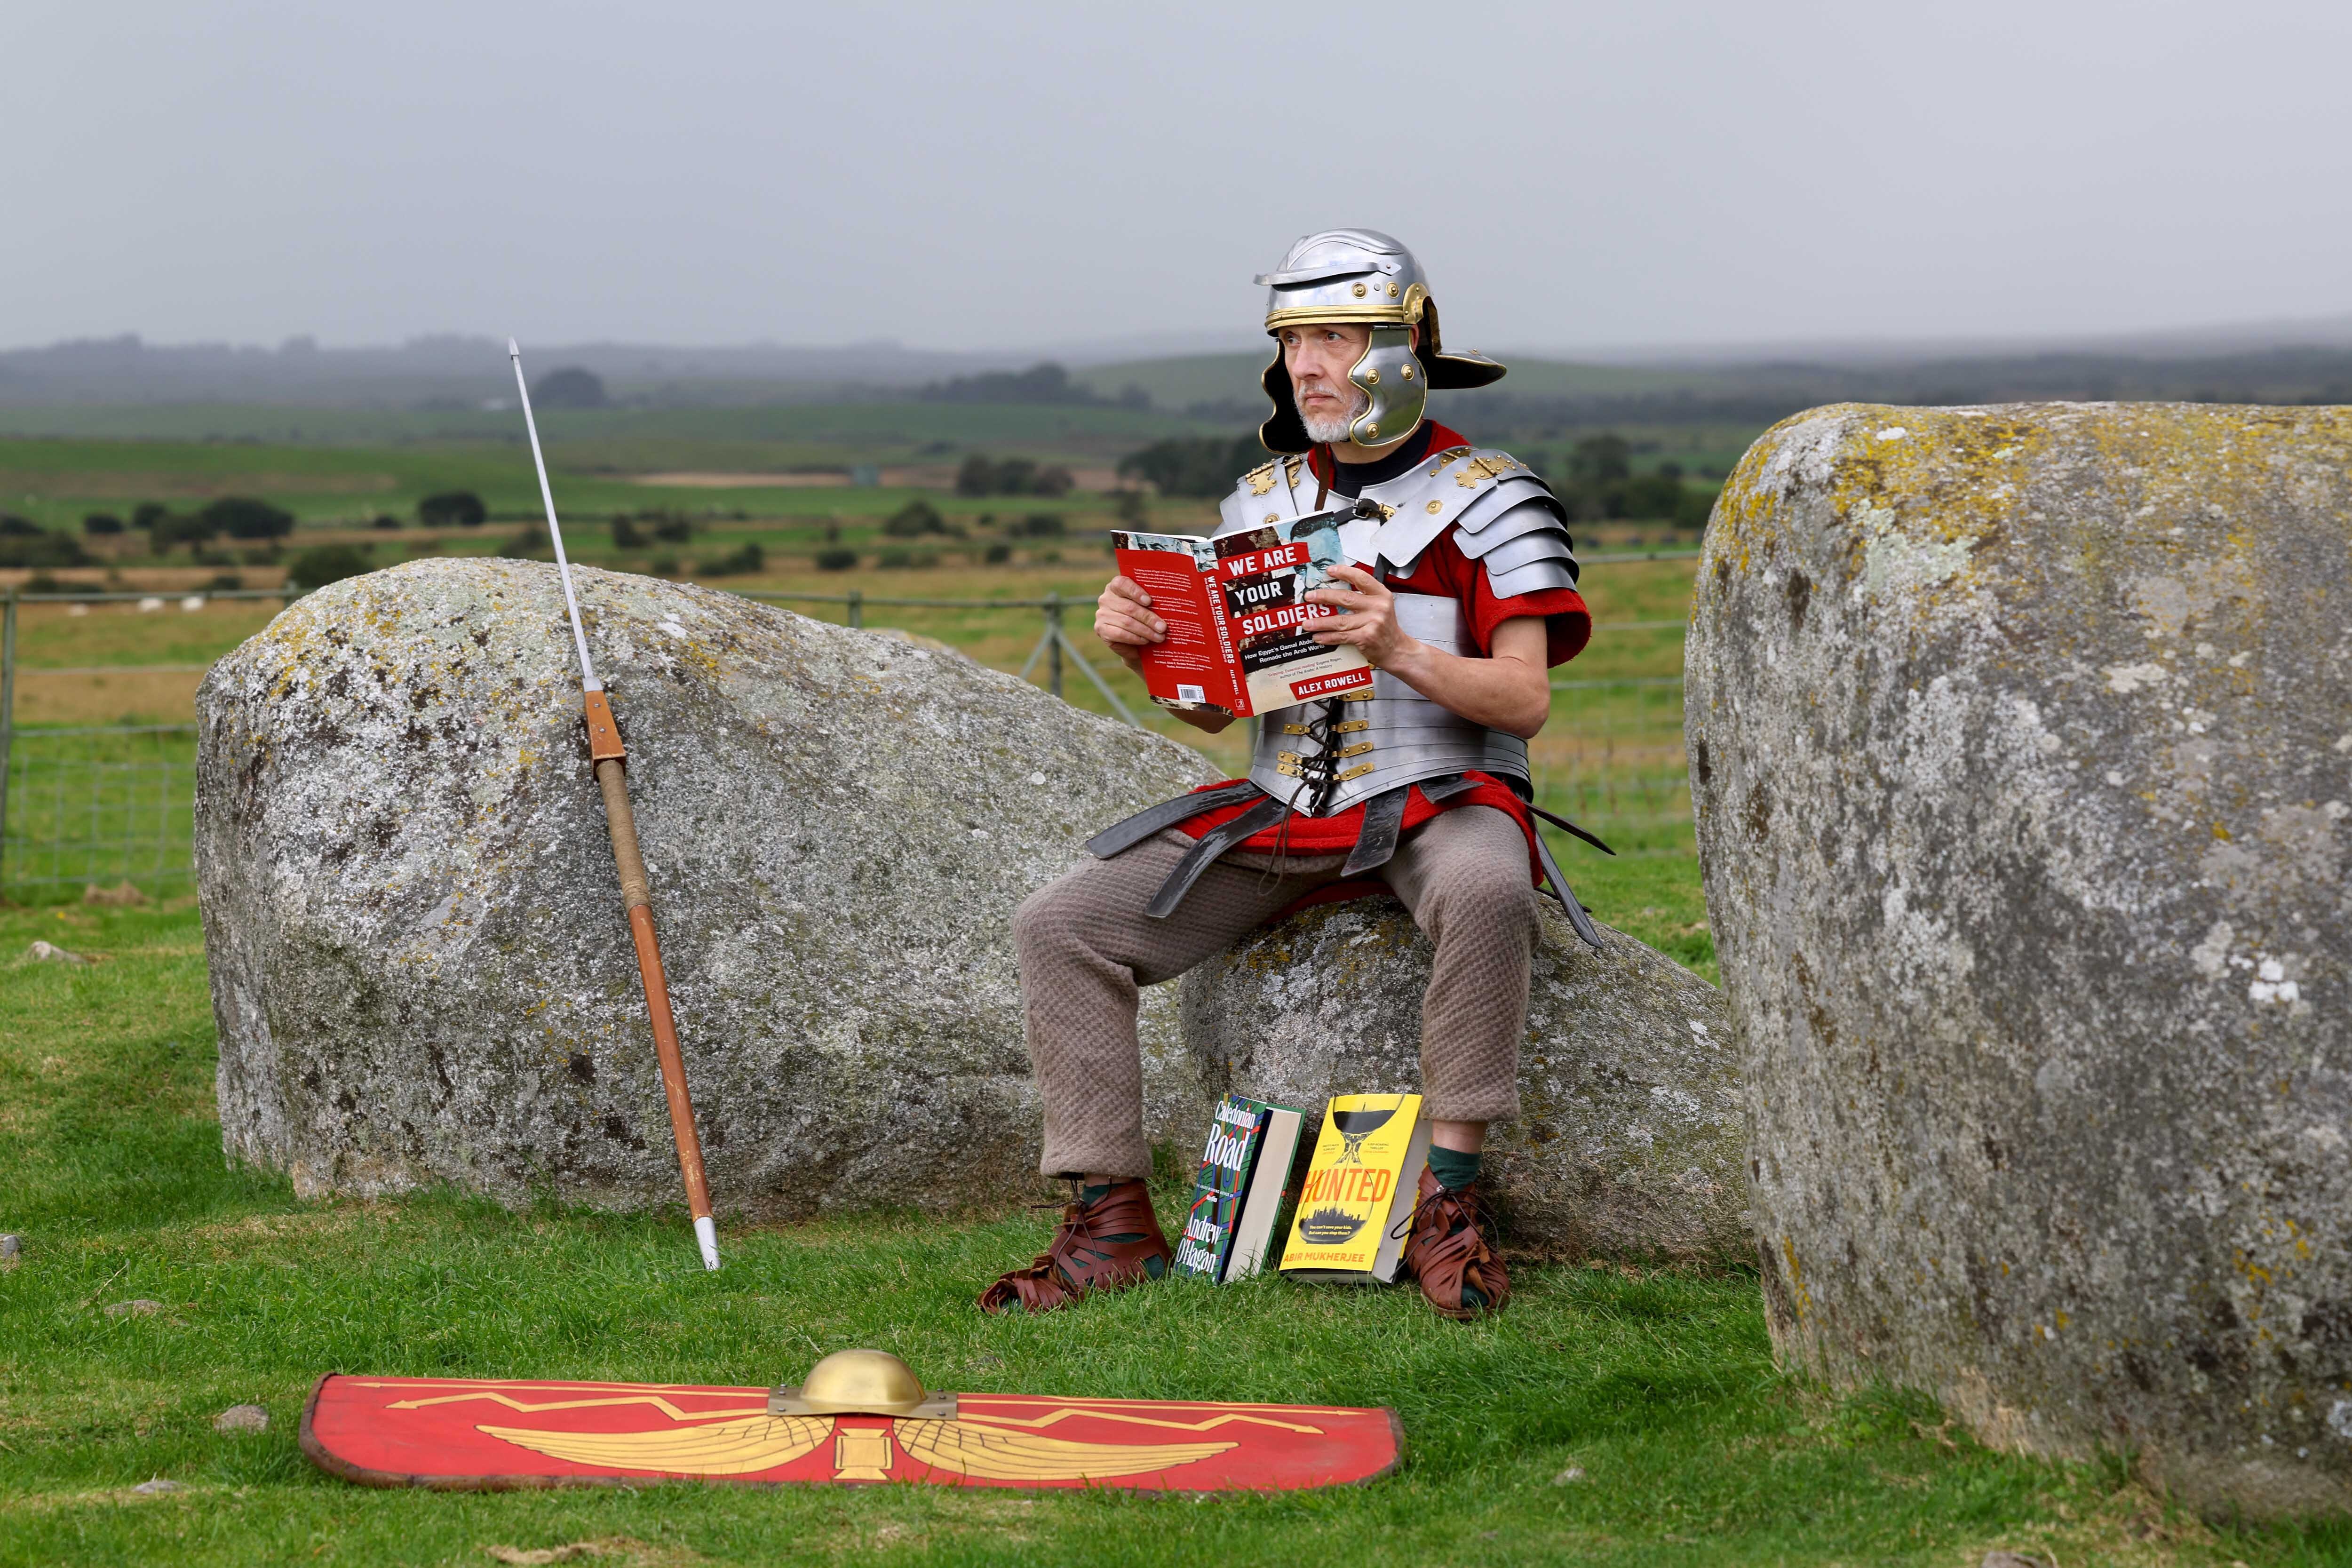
[769,1349,957,1418]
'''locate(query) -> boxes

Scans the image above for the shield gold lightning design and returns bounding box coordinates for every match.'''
[301,1376,1400,1492]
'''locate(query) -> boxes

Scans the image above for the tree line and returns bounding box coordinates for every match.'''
[920,361,1148,409]
[955,454,1074,498]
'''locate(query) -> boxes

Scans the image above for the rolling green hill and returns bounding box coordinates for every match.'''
[1072,352,1724,411]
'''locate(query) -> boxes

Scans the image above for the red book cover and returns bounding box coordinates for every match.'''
[1112,517,1373,718]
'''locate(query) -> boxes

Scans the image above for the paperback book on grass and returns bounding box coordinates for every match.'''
[1278,1093,1431,1284]
[1111,513,1373,717]
[1171,1093,1310,1284]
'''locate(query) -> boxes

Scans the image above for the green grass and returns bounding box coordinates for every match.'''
[4,901,2347,1566]
[0,399,1226,459]
[0,401,1234,535]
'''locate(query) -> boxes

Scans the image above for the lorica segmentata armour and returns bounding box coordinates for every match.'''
[1248,594,1528,818]
[1218,441,1579,603]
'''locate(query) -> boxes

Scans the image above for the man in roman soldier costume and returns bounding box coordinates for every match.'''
[980,230,1595,1322]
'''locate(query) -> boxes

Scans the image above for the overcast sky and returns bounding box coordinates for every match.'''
[7,0,2349,356]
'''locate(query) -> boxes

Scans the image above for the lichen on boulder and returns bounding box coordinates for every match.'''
[1689,401,2352,1515]
[198,558,1217,1216]
[1179,898,1744,1264]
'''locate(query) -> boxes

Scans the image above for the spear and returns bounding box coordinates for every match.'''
[509,339,720,1271]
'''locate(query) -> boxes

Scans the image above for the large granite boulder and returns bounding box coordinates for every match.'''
[1179,899,1743,1264]
[198,558,1217,1216]
[1688,402,2352,1515]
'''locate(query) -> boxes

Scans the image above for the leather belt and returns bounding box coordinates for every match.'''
[1083,778,1262,860]
[1086,772,1609,950]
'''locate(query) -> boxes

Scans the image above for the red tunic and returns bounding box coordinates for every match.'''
[1171,425,1590,890]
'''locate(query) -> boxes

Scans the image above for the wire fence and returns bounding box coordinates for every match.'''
[0,552,1699,899]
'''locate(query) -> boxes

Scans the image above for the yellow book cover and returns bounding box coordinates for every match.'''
[1277,1093,1430,1282]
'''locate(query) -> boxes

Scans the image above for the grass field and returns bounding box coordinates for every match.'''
[0,397,1748,549]
[3,897,2344,1566]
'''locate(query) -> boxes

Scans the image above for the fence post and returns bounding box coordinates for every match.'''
[1044,592,1063,700]
[847,589,863,629]
[0,587,14,892]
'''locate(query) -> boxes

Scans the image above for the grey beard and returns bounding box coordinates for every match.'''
[1297,387,1367,445]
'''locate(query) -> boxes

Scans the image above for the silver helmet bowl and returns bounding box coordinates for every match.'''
[1254,229,1505,455]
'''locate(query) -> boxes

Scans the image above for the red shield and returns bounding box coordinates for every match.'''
[301,1375,1401,1492]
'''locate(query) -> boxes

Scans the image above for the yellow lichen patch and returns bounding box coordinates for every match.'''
[1708,402,2352,618]
[1780,1234,1812,1323]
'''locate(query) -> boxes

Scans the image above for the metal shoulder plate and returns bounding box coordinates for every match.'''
[1353,445,1575,580]
[1215,454,1319,537]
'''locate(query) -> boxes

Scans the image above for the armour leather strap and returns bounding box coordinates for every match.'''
[1086,780,1265,860]
[1340,785,1411,877]
[1529,820,1606,951]
[1526,802,1615,857]
[1144,795,1292,919]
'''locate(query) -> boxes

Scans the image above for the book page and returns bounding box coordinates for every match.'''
[1224,1105,1305,1283]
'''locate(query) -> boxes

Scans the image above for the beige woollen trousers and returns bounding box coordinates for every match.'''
[1013,803,1538,1178]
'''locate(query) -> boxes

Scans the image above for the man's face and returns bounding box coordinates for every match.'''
[1279,323,1372,443]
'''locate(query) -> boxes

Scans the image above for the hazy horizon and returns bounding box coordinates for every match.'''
[10,307,2352,368]
[8,1,2350,357]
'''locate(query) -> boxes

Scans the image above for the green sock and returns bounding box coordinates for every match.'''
[1427,1146,1481,1192]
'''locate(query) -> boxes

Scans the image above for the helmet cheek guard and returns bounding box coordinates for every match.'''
[1252,230,1507,455]
[1346,324,1425,448]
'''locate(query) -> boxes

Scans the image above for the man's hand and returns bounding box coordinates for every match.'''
[1303,564,1415,669]
[1094,574,1165,671]
[1093,572,1230,733]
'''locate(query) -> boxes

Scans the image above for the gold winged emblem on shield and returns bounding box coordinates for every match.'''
[478,1413,1238,1482]
[409,1350,1268,1483]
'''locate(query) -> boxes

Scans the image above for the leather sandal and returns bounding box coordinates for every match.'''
[977,1179,1173,1314]
[1400,1167,1511,1321]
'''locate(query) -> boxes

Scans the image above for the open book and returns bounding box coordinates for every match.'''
[1112,514,1374,717]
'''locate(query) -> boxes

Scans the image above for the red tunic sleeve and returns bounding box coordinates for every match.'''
[1383,528,1590,665]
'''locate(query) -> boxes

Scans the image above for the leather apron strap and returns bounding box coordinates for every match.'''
[1144,795,1294,919]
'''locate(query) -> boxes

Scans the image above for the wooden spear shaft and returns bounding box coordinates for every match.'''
[510,340,719,1271]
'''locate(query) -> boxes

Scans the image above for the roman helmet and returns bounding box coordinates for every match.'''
[1255,229,1506,454]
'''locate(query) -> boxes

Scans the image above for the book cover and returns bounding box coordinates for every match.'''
[1171,1093,1271,1282]
[1111,514,1374,718]
[1277,1093,1431,1284]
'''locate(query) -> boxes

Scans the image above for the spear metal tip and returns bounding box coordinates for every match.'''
[507,336,520,358]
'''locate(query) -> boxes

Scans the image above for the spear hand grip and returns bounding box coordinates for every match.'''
[596,758,655,909]
[589,700,717,1269]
